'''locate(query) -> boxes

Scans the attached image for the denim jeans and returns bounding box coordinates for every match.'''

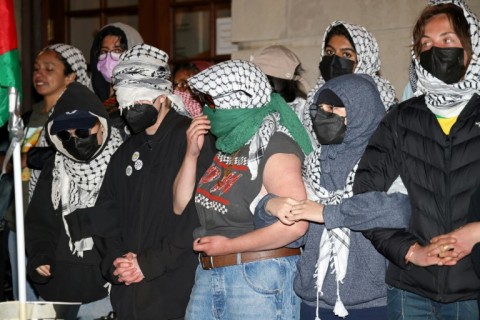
[8,230,38,301]
[185,255,300,320]
[387,286,479,320]
[77,295,113,320]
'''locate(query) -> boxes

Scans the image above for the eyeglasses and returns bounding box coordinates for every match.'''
[56,128,91,141]
[174,80,190,92]
[98,50,123,61]
[191,89,253,111]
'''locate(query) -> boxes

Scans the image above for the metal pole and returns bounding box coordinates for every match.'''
[8,87,26,303]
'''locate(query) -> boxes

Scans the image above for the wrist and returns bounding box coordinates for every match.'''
[319,204,325,223]
[262,194,276,216]
[405,242,418,265]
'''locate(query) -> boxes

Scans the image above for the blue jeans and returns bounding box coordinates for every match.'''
[77,295,113,320]
[8,230,38,301]
[185,255,300,320]
[387,286,479,320]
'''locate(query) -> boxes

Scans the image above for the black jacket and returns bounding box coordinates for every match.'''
[65,109,215,320]
[25,82,114,303]
[354,94,480,303]
[469,186,480,280]
[25,158,109,303]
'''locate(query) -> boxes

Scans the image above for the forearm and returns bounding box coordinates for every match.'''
[173,155,198,214]
[229,220,308,253]
[324,192,411,231]
[362,228,417,268]
[253,193,278,228]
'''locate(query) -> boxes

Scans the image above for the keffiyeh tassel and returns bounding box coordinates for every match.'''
[308,163,357,319]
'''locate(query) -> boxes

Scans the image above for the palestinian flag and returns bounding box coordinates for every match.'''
[0,0,22,127]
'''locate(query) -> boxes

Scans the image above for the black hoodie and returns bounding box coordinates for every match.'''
[25,82,120,303]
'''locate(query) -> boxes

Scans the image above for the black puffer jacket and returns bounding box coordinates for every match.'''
[354,94,480,303]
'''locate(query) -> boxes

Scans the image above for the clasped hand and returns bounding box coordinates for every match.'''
[113,252,144,285]
[409,222,480,267]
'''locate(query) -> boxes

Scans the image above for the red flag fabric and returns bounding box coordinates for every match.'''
[0,0,21,126]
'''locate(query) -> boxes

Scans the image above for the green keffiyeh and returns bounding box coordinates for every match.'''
[204,93,313,155]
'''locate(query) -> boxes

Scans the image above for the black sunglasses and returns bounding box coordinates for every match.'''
[56,128,91,141]
[191,88,216,110]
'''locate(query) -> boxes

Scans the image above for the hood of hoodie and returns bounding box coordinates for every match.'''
[309,74,385,187]
[46,82,111,162]
[90,22,144,101]
[316,74,385,149]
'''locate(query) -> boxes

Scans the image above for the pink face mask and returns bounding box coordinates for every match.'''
[96,52,121,83]
[175,89,203,118]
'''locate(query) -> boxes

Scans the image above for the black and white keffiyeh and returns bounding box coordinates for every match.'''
[305,159,357,320]
[29,45,91,199]
[302,74,388,320]
[47,43,91,89]
[112,44,185,114]
[413,0,480,118]
[303,21,397,144]
[51,128,123,257]
[188,60,295,180]
[188,59,271,109]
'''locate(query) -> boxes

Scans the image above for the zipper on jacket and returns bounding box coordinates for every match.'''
[437,134,452,302]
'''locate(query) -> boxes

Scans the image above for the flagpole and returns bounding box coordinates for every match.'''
[8,87,26,303]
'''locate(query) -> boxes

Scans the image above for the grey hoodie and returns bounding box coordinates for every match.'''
[295,74,411,312]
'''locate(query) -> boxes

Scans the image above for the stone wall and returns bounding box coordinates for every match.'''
[231,0,480,100]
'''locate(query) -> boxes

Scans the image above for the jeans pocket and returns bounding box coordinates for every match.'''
[242,258,289,294]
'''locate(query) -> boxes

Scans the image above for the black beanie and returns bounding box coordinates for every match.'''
[315,89,344,107]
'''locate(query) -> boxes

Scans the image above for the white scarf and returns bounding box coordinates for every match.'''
[413,0,480,118]
[113,44,186,114]
[303,21,397,145]
[51,128,123,257]
[304,147,357,319]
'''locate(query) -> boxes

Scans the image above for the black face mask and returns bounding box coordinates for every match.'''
[319,55,355,82]
[123,103,159,134]
[420,47,465,84]
[310,107,346,145]
[62,134,101,162]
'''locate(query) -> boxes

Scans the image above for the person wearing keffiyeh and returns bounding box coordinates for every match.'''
[302,21,397,144]
[5,42,91,302]
[62,44,215,320]
[255,74,411,320]
[25,82,122,319]
[172,62,204,118]
[334,1,480,319]
[173,60,312,319]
